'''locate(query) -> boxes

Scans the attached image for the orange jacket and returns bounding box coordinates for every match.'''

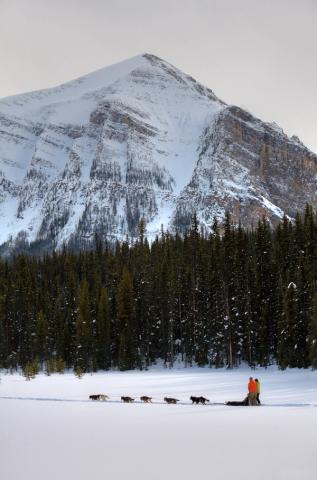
[248,379,257,393]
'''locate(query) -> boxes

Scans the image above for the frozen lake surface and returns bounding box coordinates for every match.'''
[1,366,317,480]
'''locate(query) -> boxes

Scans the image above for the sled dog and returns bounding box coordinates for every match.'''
[89,394,109,401]
[140,396,152,403]
[164,397,179,404]
[190,396,210,405]
[121,396,135,403]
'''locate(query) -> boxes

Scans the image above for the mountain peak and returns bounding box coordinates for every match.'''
[0,56,316,254]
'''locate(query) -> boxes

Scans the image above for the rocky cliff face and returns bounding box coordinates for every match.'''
[174,105,317,230]
[0,53,316,252]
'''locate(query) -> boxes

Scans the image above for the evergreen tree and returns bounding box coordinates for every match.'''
[96,287,111,369]
[254,218,277,366]
[309,293,317,369]
[36,310,48,365]
[277,283,298,369]
[75,279,91,371]
[117,268,136,370]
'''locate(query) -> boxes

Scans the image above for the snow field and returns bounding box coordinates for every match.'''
[1,367,317,480]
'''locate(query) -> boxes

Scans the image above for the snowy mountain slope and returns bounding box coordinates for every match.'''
[0,53,316,251]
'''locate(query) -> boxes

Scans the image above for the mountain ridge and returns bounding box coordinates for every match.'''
[0,53,316,253]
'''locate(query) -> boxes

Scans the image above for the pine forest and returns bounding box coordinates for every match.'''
[1,206,317,375]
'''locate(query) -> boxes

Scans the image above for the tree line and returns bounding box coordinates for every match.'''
[0,207,317,374]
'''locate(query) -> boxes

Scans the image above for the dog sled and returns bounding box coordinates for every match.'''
[87,393,262,406]
[225,394,261,406]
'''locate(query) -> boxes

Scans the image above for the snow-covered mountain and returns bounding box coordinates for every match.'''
[0,53,316,252]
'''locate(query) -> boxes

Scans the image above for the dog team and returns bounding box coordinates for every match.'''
[89,394,209,404]
[89,377,261,406]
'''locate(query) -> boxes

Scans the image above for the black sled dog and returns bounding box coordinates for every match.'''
[190,396,210,405]
[164,397,179,404]
[121,396,135,403]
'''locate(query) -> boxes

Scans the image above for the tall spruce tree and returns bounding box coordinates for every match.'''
[117,268,136,370]
[75,279,91,371]
[277,283,298,369]
[96,287,111,369]
[309,292,317,369]
[36,310,48,366]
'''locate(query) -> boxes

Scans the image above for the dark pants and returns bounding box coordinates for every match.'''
[248,392,257,406]
[256,393,261,405]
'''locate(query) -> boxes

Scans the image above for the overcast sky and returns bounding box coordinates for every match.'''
[0,0,316,152]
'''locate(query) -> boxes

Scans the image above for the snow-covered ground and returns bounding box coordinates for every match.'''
[1,366,317,480]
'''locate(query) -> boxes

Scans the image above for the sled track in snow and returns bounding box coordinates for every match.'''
[0,396,316,408]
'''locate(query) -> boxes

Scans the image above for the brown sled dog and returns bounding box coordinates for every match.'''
[121,396,135,403]
[140,396,152,403]
[89,394,109,401]
[164,397,179,404]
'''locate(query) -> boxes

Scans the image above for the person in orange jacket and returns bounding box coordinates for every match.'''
[248,377,257,405]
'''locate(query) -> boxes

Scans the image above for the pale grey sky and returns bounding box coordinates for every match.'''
[0,0,316,152]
